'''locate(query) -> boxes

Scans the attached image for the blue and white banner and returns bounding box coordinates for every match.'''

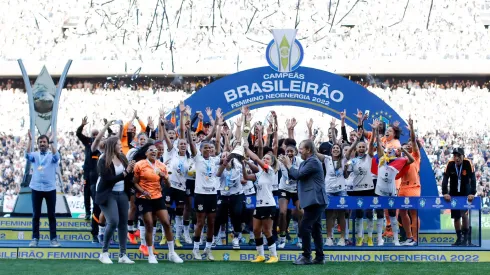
[326,196,481,210]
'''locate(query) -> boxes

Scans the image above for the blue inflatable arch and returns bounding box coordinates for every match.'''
[175,66,439,229]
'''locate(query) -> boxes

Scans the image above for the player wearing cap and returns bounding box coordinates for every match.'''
[442,147,476,246]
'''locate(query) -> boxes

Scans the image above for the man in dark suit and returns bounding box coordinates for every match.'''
[279,139,327,265]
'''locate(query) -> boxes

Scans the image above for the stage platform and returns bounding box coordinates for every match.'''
[1,217,488,262]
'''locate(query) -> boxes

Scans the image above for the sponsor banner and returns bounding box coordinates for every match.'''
[0,248,18,259]
[0,218,91,230]
[0,229,459,245]
[15,248,490,262]
[65,195,88,218]
[326,196,481,210]
[2,195,17,213]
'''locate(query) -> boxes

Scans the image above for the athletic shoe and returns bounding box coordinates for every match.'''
[175,239,183,248]
[377,238,384,246]
[169,252,184,263]
[99,252,113,264]
[152,246,158,255]
[251,255,266,263]
[204,248,214,261]
[324,238,334,246]
[29,239,39,248]
[139,245,149,256]
[159,236,167,245]
[183,234,193,244]
[296,241,303,249]
[356,237,364,246]
[337,238,346,246]
[394,240,401,246]
[232,237,240,250]
[382,226,393,238]
[401,238,416,246]
[367,237,374,246]
[148,255,158,264]
[92,236,99,244]
[127,233,137,245]
[452,238,463,246]
[50,238,61,247]
[265,256,279,264]
[344,239,353,246]
[118,254,135,264]
[192,249,202,260]
[134,229,140,238]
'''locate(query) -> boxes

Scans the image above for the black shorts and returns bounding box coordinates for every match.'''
[278,189,299,204]
[186,179,195,197]
[451,209,468,219]
[136,197,167,214]
[254,206,276,220]
[348,189,376,197]
[194,194,218,213]
[163,186,186,206]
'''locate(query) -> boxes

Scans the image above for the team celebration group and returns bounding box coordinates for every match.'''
[25,102,477,265]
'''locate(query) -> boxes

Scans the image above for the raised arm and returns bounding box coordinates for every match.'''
[215,108,224,155]
[306,118,314,141]
[178,101,186,138]
[407,115,420,157]
[400,146,414,165]
[76,116,90,146]
[255,124,264,160]
[91,120,115,152]
[340,109,348,143]
[367,127,376,158]
[245,144,266,169]
[329,117,338,144]
[271,111,278,156]
[242,161,257,182]
[346,134,361,160]
[286,118,298,140]
[187,124,197,157]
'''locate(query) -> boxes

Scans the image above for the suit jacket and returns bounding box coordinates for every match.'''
[95,156,134,205]
[288,155,327,209]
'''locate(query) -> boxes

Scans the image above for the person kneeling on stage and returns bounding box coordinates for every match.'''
[133,145,184,264]
[442,148,477,246]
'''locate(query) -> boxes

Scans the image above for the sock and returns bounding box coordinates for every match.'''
[390,216,399,242]
[148,246,154,256]
[184,225,190,236]
[98,225,106,236]
[345,221,350,240]
[175,216,183,239]
[356,218,364,238]
[256,245,265,256]
[367,219,374,238]
[268,243,277,257]
[329,227,334,238]
[193,241,200,250]
[377,219,384,240]
[140,225,146,246]
[206,241,212,249]
[152,227,157,245]
[168,240,175,253]
[128,220,135,233]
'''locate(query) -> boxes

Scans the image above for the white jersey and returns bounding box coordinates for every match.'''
[278,156,302,193]
[194,153,220,194]
[255,165,276,207]
[375,164,399,196]
[168,148,190,191]
[349,155,375,191]
[218,159,243,196]
[324,156,346,193]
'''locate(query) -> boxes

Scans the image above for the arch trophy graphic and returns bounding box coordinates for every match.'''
[10,60,73,217]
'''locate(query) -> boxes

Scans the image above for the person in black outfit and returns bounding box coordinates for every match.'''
[442,148,477,246]
[76,116,112,243]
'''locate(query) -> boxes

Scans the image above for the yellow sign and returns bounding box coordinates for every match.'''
[0,248,17,259]
[0,218,91,230]
[14,248,490,262]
